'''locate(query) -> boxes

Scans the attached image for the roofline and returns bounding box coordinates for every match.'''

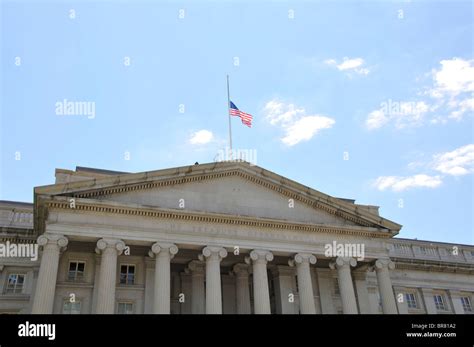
[34,161,402,232]
[75,166,131,175]
[392,237,474,248]
[0,200,34,207]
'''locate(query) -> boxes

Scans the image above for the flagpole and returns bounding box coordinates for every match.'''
[227,75,233,160]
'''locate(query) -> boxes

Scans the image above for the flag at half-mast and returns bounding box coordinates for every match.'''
[229,101,253,128]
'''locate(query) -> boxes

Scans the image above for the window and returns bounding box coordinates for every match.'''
[434,294,447,311]
[120,265,135,285]
[117,302,133,314]
[5,274,25,294]
[249,275,253,302]
[405,293,418,309]
[268,274,275,299]
[68,261,85,281]
[461,297,472,312]
[63,300,81,314]
[334,280,340,295]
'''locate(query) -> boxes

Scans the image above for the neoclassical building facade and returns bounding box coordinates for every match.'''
[0,162,472,314]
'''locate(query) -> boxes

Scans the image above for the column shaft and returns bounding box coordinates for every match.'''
[151,243,178,314]
[202,246,227,314]
[292,253,317,314]
[95,239,124,314]
[233,264,251,314]
[375,259,398,314]
[331,257,358,314]
[32,235,68,314]
[248,250,273,314]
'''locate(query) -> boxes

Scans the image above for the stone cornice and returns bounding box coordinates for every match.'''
[43,198,393,239]
[34,163,401,232]
[393,258,474,275]
[0,235,36,243]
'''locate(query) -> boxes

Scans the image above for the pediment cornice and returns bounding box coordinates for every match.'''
[35,162,402,233]
[42,197,393,239]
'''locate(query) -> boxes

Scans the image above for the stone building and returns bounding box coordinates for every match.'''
[0,162,472,314]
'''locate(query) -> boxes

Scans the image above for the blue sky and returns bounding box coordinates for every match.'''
[1,0,473,245]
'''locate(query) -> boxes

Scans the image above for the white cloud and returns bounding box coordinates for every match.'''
[366,110,389,130]
[282,116,335,146]
[324,59,337,66]
[448,97,474,120]
[373,144,474,192]
[337,58,364,71]
[367,58,474,130]
[325,57,370,75]
[366,100,429,130]
[373,174,442,192]
[263,100,335,146]
[432,144,474,176]
[430,58,474,97]
[263,100,305,126]
[189,130,214,145]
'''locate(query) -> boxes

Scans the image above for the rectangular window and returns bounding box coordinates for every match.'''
[405,293,418,309]
[249,275,253,302]
[117,302,133,314]
[120,265,135,285]
[334,280,340,295]
[461,297,472,312]
[434,294,447,311]
[5,274,25,294]
[268,274,275,299]
[62,300,81,314]
[68,261,85,281]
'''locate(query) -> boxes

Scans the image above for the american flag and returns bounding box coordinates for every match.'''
[229,101,253,128]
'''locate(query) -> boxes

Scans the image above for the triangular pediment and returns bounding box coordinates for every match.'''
[35,162,402,232]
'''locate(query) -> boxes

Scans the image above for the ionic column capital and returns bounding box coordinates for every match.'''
[186,260,206,274]
[329,257,357,270]
[246,250,273,264]
[148,243,178,259]
[202,246,228,261]
[289,253,317,267]
[232,263,250,277]
[37,234,68,249]
[95,238,126,255]
[374,258,395,271]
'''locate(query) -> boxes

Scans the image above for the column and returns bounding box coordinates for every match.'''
[448,290,465,314]
[32,234,68,314]
[202,246,227,314]
[316,269,336,314]
[271,266,298,314]
[393,286,409,314]
[180,271,192,314]
[233,264,251,314]
[330,257,358,314]
[246,249,273,314]
[289,253,317,314]
[421,288,437,314]
[187,260,206,314]
[149,242,178,314]
[222,274,236,313]
[95,238,125,314]
[374,259,398,314]
[353,269,372,314]
[143,258,155,314]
